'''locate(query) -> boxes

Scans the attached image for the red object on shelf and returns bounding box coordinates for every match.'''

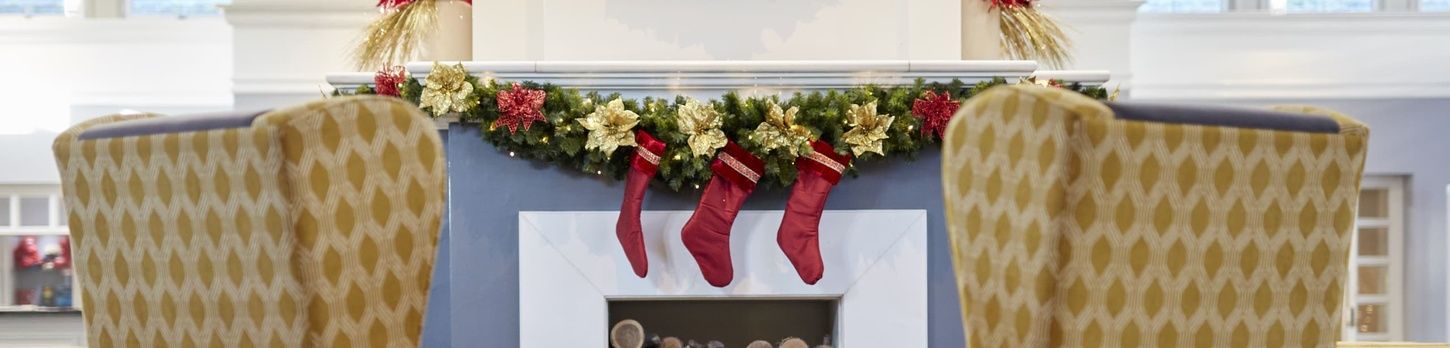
[54,237,71,270]
[14,289,35,305]
[13,236,41,269]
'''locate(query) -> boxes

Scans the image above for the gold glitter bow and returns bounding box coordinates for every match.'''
[842,101,894,156]
[578,98,639,154]
[676,98,727,157]
[419,62,477,117]
[753,103,812,157]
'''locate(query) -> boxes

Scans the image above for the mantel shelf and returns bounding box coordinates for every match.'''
[328,60,1109,94]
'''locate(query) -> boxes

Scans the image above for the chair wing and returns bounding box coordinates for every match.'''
[943,84,1369,347]
[53,96,445,347]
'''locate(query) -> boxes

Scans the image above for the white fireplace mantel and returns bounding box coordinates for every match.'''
[327,60,1109,99]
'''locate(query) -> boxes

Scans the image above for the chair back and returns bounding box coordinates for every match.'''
[942,85,1369,347]
[53,96,446,347]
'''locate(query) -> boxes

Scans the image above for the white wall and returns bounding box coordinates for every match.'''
[0,17,233,183]
[473,0,962,60]
[223,0,373,110]
[1131,12,1450,341]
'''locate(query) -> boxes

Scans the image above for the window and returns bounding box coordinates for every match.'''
[1423,0,1450,10]
[1142,0,1447,11]
[1275,0,1376,11]
[1343,177,1406,342]
[128,0,230,16]
[0,185,77,312]
[0,0,63,15]
[1140,0,1225,12]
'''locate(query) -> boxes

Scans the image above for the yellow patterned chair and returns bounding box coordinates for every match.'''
[942,85,1368,347]
[52,96,446,347]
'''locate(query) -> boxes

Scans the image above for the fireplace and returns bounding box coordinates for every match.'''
[519,210,927,347]
[608,299,837,346]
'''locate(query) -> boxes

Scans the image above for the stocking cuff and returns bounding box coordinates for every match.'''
[630,130,667,173]
[796,140,851,185]
[710,141,765,190]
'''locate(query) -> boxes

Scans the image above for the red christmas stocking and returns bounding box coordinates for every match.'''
[681,141,764,287]
[778,141,851,285]
[617,130,667,278]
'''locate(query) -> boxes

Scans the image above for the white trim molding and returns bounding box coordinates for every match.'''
[329,60,1110,99]
[518,210,928,347]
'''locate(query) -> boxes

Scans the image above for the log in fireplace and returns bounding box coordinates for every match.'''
[609,299,836,347]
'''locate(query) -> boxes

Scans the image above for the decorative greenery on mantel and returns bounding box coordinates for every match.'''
[341,64,1111,191]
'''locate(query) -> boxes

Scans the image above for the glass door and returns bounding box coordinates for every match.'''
[1343,176,1406,341]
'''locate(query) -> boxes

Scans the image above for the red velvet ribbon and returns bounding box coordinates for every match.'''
[796,141,851,185]
[709,141,765,191]
[631,130,667,173]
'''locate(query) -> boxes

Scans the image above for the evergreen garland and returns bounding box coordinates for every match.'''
[343,76,1110,191]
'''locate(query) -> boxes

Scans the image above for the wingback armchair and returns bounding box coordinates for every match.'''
[52,96,446,347]
[942,84,1369,347]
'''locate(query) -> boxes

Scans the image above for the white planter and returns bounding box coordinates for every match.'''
[961,0,1002,60]
[422,0,472,62]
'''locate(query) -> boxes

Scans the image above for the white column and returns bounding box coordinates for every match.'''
[223,0,374,110]
[1039,0,1142,90]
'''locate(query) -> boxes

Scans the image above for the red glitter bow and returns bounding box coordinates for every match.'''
[494,82,548,134]
[911,91,961,139]
[374,66,407,97]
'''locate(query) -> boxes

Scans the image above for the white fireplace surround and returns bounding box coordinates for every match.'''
[518,210,928,347]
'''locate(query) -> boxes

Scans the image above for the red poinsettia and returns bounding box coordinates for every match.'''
[374,66,407,97]
[911,90,961,139]
[494,82,548,134]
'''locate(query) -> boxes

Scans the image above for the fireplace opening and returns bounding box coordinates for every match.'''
[607,298,837,347]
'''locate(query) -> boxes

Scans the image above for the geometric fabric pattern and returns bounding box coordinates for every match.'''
[53,96,446,347]
[942,85,1369,347]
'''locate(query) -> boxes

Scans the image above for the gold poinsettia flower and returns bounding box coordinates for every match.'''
[676,98,727,157]
[753,103,812,157]
[578,98,639,154]
[842,101,894,156]
[419,62,477,117]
